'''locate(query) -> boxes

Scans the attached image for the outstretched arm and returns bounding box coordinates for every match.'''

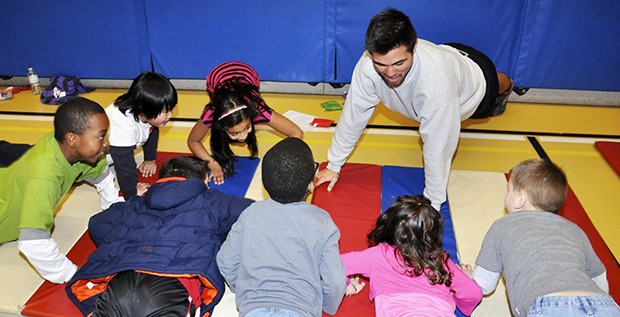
[87,165,123,209]
[139,127,159,178]
[187,120,224,184]
[314,168,340,192]
[266,111,303,139]
[18,229,77,283]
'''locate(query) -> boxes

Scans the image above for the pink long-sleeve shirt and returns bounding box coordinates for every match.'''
[342,243,482,316]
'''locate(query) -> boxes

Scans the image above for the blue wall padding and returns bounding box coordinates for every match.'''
[514,0,620,91]
[333,0,525,83]
[144,0,329,82]
[0,1,618,91]
[0,1,148,79]
[381,166,464,317]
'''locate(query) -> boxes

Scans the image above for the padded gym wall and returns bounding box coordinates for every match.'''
[0,1,618,91]
[144,0,331,82]
[0,1,149,79]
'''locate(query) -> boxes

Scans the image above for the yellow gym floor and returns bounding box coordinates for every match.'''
[0,88,618,317]
[1,89,618,258]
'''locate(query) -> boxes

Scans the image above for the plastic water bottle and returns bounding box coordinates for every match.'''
[27,67,42,95]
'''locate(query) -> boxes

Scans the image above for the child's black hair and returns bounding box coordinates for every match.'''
[115,72,177,121]
[159,156,209,181]
[209,79,263,177]
[54,97,106,143]
[368,195,452,286]
[261,137,314,204]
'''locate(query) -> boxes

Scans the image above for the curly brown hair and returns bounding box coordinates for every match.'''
[368,195,452,286]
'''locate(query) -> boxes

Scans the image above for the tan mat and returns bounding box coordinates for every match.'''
[448,170,512,316]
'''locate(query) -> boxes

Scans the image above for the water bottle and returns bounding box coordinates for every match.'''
[27,67,42,95]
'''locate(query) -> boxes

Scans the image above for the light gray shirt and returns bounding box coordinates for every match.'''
[476,211,606,316]
[217,199,346,317]
[327,39,485,210]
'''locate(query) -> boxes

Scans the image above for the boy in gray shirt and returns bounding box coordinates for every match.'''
[217,137,346,317]
[461,159,618,316]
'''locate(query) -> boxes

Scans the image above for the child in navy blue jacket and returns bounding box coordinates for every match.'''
[66,155,254,317]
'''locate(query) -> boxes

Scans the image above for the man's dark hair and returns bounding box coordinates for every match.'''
[365,8,417,54]
[159,156,209,181]
[54,97,106,143]
[262,137,314,203]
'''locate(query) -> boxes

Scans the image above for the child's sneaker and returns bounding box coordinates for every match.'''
[493,79,514,116]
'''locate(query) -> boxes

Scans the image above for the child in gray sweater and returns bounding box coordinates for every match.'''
[461,159,618,316]
[217,137,346,317]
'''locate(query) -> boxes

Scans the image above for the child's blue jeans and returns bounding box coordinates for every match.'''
[527,295,620,316]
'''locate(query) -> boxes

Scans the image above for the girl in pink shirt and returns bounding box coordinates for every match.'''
[342,195,482,317]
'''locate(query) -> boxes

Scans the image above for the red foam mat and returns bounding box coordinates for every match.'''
[595,141,620,177]
[312,163,382,317]
[559,186,620,302]
[21,231,95,316]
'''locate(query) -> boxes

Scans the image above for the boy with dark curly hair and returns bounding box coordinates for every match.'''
[217,137,346,317]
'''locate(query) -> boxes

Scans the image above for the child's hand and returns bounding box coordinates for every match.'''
[346,276,365,296]
[139,160,157,177]
[136,182,151,196]
[208,160,225,185]
[460,263,473,277]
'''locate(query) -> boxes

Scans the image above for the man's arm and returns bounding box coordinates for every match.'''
[418,103,461,210]
[317,57,379,191]
[17,228,77,283]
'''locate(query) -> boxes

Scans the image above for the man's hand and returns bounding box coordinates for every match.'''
[315,168,339,192]
[138,160,157,178]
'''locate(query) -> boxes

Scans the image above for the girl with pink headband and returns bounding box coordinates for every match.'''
[187,61,302,184]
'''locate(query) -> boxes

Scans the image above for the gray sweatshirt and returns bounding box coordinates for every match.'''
[216,199,346,317]
[327,39,485,210]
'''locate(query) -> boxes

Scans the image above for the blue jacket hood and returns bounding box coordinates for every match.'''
[144,178,206,210]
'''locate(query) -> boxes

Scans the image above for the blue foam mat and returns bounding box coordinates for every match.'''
[210,157,260,198]
[381,165,465,317]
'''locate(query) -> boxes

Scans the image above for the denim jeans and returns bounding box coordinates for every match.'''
[527,295,620,316]
[245,307,302,317]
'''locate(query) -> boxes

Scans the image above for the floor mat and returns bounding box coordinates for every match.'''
[595,141,620,177]
[313,164,477,317]
[312,163,381,317]
[557,182,620,302]
[19,154,260,317]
